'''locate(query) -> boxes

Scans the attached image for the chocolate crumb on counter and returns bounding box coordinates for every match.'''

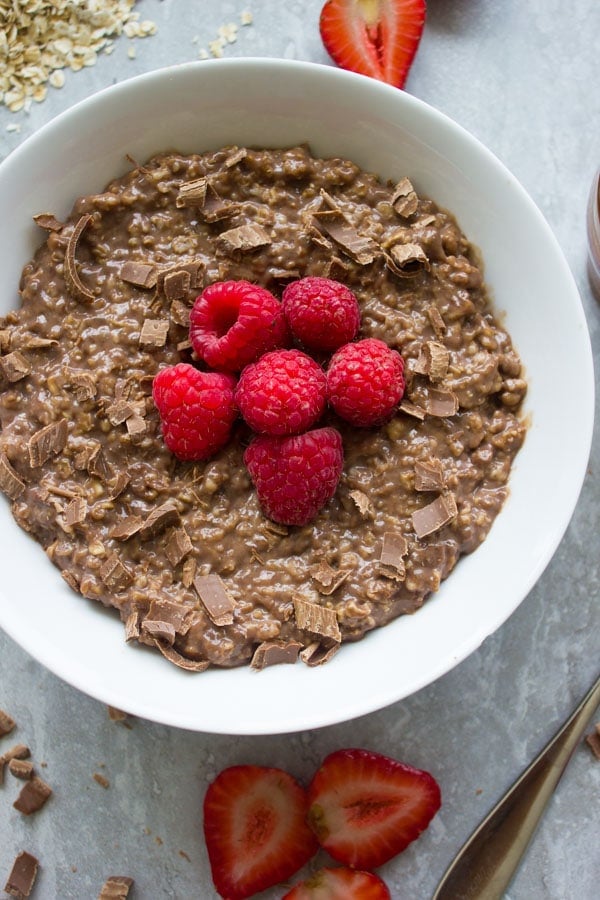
[585,723,600,760]
[0,744,30,786]
[8,758,34,780]
[4,851,39,900]
[13,775,52,815]
[107,706,129,723]
[93,772,110,789]
[0,708,16,737]
[98,875,134,900]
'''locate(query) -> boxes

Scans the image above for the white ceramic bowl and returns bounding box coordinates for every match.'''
[0,60,594,734]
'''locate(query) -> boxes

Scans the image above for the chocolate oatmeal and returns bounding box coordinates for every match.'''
[0,145,527,670]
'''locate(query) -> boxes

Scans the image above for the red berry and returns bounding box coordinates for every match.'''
[235,349,326,436]
[203,765,318,900]
[283,866,391,900]
[189,280,289,372]
[244,427,344,526]
[307,748,441,870]
[152,363,236,461]
[282,276,360,352]
[326,337,405,427]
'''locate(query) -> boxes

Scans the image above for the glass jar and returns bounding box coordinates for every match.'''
[587,168,600,300]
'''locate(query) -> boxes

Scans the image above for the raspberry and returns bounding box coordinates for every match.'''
[190,280,290,372]
[235,349,326,436]
[152,363,237,461]
[281,277,360,352]
[244,427,344,526]
[326,338,405,427]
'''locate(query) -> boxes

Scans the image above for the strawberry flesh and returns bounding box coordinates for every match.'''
[307,748,441,869]
[283,866,391,899]
[203,765,318,899]
[319,0,426,89]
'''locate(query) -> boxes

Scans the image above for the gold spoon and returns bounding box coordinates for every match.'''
[432,672,600,900]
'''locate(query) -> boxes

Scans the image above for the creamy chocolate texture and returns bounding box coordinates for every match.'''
[0,145,527,671]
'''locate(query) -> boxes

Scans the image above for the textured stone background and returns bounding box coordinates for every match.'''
[0,1,598,897]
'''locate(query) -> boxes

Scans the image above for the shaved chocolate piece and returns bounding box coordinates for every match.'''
[125,414,147,439]
[75,442,112,481]
[64,496,87,527]
[8,759,34,780]
[251,640,303,669]
[224,147,248,168]
[139,318,169,347]
[0,328,11,352]
[34,210,64,231]
[13,334,58,352]
[311,209,378,265]
[175,176,208,207]
[391,177,419,218]
[4,851,39,899]
[380,532,409,572]
[163,268,191,302]
[110,516,143,541]
[0,453,26,500]
[412,492,458,538]
[152,640,210,672]
[0,708,16,737]
[300,640,340,667]
[107,471,130,501]
[415,341,450,383]
[293,597,341,643]
[120,260,158,289]
[158,259,204,293]
[400,400,426,421]
[170,299,191,327]
[414,459,445,491]
[182,557,197,588]
[124,609,141,642]
[427,306,447,340]
[107,706,129,722]
[139,501,180,540]
[13,776,52,815]
[309,562,351,595]
[28,419,67,467]
[99,553,133,592]
[104,399,142,426]
[201,188,241,223]
[426,388,459,417]
[0,350,31,382]
[193,573,235,626]
[98,876,134,900]
[385,242,430,277]
[0,744,30,786]
[61,570,79,592]
[142,619,176,645]
[217,222,271,254]
[63,369,97,402]
[147,599,192,635]
[65,214,95,302]
[164,526,193,566]
[348,489,374,519]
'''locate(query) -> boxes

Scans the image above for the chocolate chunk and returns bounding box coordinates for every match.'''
[139,318,169,347]
[147,599,192,635]
[293,597,341,643]
[251,640,303,669]
[309,562,351,595]
[98,876,134,900]
[75,442,112,481]
[4,851,39,899]
[142,619,176,645]
[311,209,378,265]
[120,260,158,289]
[65,214,95,303]
[0,708,16,737]
[426,389,459,417]
[125,415,147,439]
[223,147,247,168]
[391,177,419,218]
[181,557,197,588]
[0,745,30,785]
[99,553,133,592]
[0,453,26,500]
[139,501,180,540]
[109,516,143,541]
[414,459,445,491]
[0,350,31,382]
[175,177,208,207]
[104,399,142,426]
[399,400,426,420]
[33,211,64,231]
[107,471,130,501]
[300,640,340,667]
[8,759,34,780]
[152,640,210,672]
[193,573,235,626]
[427,306,446,340]
[164,526,193,566]
[412,492,458,538]
[64,496,87,527]
[13,776,52,815]
[27,419,68,467]
[380,532,409,575]
[158,259,204,293]
[217,222,271,254]
[13,334,58,352]
[170,299,191,327]
[414,341,449,383]
[163,269,191,304]
[348,489,374,519]
[124,609,140,642]
[62,368,97,401]
[385,242,430,277]
[61,570,79,592]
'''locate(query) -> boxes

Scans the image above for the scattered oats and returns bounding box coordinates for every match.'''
[48,69,65,89]
[218,23,239,44]
[240,10,254,26]
[198,47,209,60]
[208,38,226,58]
[5,123,21,133]
[127,44,136,59]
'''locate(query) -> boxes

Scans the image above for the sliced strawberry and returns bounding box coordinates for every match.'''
[283,866,391,899]
[203,764,318,900]
[319,0,426,89]
[307,748,441,869]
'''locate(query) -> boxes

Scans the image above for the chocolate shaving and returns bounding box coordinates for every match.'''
[175,177,208,207]
[0,350,31,382]
[391,177,419,218]
[170,299,191,327]
[293,597,341,642]
[165,526,193,566]
[158,259,204,293]
[107,471,130,500]
[163,268,191,302]
[385,242,430,277]
[64,496,87,527]
[98,876,134,900]
[124,609,140,642]
[13,334,58,351]
[0,708,16,737]
[120,260,158,289]
[426,389,459,417]
[152,640,210,672]
[8,759,34,780]
[0,329,10,352]
[309,562,351,595]
[93,772,110,789]
[182,557,197,588]
[28,419,67,467]
[4,851,39,899]
[414,459,445,491]
[176,175,241,221]
[399,400,426,421]
[110,516,143,541]
[193,573,235,626]
[348,489,374,519]
[13,776,52,815]
[107,706,129,723]
[412,492,458,538]
[142,619,176,645]
[75,442,112,481]
[139,318,169,347]
[139,501,180,540]
[414,341,449,383]
[217,222,271,254]
[148,599,192,635]
[33,211,64,231]
[300,640,340,667]
[99,553,133,592]
[311,209,378,265]
[125,415,147,439]
[0,745,30,786]
[0,453,26,500]
[65,214,95,302]
[380,532,409,574]
[251,640,303,669]
[62,369,97,401]
[61,570,79,592]
[427,306,447,340]
[224,147,247,168]
[104,399,141,426]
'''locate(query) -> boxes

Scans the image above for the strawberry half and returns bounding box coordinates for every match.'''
[307,748,441,869]
[283,866,391,899]
[319,0,426,89]
[203,764,318,900]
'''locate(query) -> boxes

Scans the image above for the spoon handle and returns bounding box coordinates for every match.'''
[432,673,600,900]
